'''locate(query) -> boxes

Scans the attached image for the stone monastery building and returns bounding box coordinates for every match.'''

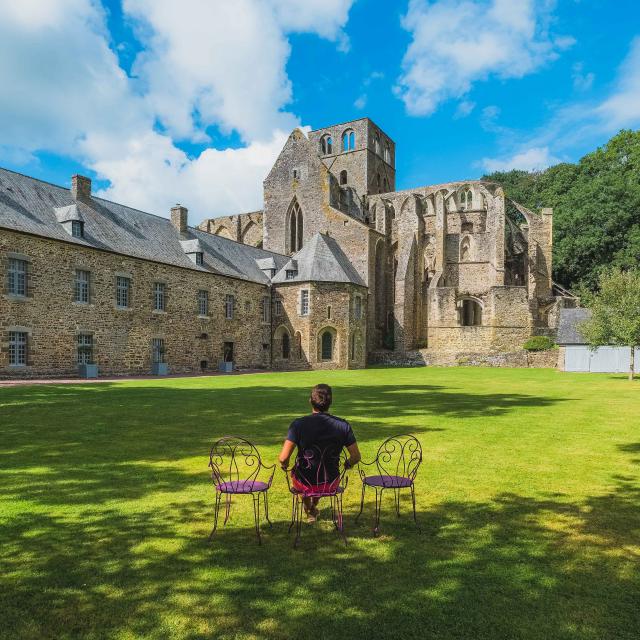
[0,117,564,377]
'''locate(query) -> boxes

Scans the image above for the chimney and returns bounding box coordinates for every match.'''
[71,174,91,201]
[171,204,188,233]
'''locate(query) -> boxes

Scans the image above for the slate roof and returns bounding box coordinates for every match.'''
[0,167,288,284]
[271,232,365,285]
[556,307,592,345]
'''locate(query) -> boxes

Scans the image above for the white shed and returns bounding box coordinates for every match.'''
[557,308,640,373]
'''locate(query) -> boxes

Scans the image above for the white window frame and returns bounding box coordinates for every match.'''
[8,258,27,296]
[77,333,93,365]
[154,282,166,311]
[197,289,209,316]
[116,276,131,308]
[225,294,235,320]
[9,331,28,366]
[71,220,84,238]
[75,269,90,304]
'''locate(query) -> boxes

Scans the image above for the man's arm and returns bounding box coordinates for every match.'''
[278,439,296,470]
[344,442,361,469]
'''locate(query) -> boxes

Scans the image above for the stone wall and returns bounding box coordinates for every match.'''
[369,348,559,368]
[0,229,270,377]
[271,281,367,370]
[197,211,264,247]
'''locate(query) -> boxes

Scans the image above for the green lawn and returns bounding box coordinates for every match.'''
[1,367,639,640]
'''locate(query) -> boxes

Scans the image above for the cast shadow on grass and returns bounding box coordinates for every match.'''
[0,382,566,508]
[1,478,638,640]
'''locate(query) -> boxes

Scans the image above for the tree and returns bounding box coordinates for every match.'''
[483,129,640,291]
[579,268,640,380]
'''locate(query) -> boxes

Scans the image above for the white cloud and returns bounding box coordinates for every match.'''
[0,0,354,222]
[572,62,594,92]
[454,100,476,119]
[396,0,574,116]
[481,146,561,173]
[595,36,640,129]
[481,36,640,171]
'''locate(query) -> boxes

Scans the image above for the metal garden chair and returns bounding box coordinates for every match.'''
[283,445,349,548]
[355,435,422,536]
[208,436,275,544]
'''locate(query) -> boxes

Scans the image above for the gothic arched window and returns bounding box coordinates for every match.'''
[321,330,333,360]
[287,200,303,254]
[282,332,290,359]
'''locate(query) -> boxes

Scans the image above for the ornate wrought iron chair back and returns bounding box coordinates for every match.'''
[374,435,422,483]
[209,436,263,489]
[207,435,275,544]
[357,434,422,536]
[284,444,349,548]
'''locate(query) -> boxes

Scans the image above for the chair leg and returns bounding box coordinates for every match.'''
[208,492,222,541]
[410,483,420,532]
[223,493,231,525]
[355,482,366,522]
[263,491,272,527]
[373,488,384,537]
[252,493,262,545]
[293,496,303,549]
[336,493,347,546]
[394,488,401,517]
[288,494,296,533]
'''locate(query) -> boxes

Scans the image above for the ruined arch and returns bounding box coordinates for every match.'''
[457,296,483,326]
[240,220,262,247]
[214,225,233,240]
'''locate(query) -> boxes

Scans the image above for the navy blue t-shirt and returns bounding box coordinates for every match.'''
[287,412,356,485]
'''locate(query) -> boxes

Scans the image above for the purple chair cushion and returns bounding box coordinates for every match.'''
[363,475,413,488]
[217,480,269,493]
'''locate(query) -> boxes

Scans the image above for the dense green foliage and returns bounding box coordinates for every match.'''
[484,129,640,291]
[523,336,556,351]
[2,368,639,639]
[580,268,640,378]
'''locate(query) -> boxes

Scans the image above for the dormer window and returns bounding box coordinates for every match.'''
[195,252,204,266]
[286,269,297,280]
[71,220,84,238]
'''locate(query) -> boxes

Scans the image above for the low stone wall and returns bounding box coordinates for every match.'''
[368,348,559,369]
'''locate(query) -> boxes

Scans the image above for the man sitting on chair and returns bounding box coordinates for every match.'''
[278,383,361,521]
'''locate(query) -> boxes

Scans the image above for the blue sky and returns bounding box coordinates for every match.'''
[1,0,639,223]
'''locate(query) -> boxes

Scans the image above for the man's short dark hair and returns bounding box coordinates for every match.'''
[310,384,332,412]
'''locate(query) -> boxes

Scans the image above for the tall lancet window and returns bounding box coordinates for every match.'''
[287,200,304,254]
